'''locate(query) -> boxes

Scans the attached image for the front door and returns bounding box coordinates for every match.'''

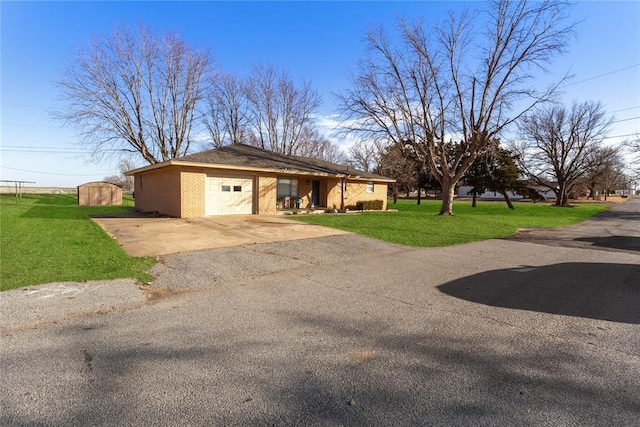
[311,180,321,207]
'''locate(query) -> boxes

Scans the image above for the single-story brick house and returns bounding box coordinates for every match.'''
[125,143,394,217]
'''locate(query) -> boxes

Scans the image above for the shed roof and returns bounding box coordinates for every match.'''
[127,144,394,182]
[77,181,123,188]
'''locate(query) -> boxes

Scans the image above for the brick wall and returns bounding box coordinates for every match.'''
[180,167,206,218]
[325,178,341,209]
[344,180,388,210]
[258,174,277,215]
[298,179,312,208]
[134,167,182,217]
[134,166,390,217]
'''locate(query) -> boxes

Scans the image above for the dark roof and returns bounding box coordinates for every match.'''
[153,143,393,181]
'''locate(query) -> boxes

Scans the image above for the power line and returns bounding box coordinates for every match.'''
[1,103,52,109]
[1,145,81,150]
[610,115,640,124]
[0,166,109,176]
[0,151,82,155]
[1,122,61,128]
[602,132,638,140]
[609,106,640,114]
[566,63,640,86]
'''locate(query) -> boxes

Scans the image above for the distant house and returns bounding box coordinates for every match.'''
[125,144,394,218]
[77,181,122,206]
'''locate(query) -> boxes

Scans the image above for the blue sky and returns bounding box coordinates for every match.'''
[2,1,639,188]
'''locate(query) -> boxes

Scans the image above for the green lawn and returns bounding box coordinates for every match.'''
[292,199,610,247]
[0,193,155,291]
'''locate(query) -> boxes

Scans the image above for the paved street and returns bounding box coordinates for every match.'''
[1,200,639,426]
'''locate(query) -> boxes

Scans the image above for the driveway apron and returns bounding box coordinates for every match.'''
[93,214,350,257]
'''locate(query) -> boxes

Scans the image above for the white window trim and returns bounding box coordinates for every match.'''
[366,181,374,193]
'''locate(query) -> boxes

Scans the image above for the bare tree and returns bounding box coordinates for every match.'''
[56,23,212,165]
[376,143,421,203]
[517,101,612,206]
[294,127,347,163]
[245,63,323,155]
[337,0,575,215]
[582,145,625,200]
[348,139,383,172]
[103,159,137,191]
[623,133,640,181]
[203,73,249,148]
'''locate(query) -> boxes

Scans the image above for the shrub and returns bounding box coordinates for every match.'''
[355,200,384,210]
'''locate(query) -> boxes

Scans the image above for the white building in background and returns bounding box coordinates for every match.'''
[457,186,557,200]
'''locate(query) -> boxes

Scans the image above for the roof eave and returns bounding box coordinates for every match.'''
[125,160,345,178]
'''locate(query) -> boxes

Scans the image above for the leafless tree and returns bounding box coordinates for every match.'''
[337,0,575,214]
[376,143,421,203]
[203,73,249,148]
[103,159,137,192]
[294,127,347,163]
[582,145,625,200]
[245,63,323,155]
[56,23,212,165]
[623,133,640,181]
[348,139,384,172]
[517,101,612,206]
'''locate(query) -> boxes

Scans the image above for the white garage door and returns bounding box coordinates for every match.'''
[206,175,254,215]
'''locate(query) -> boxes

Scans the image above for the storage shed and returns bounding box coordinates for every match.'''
[77,181,122,206]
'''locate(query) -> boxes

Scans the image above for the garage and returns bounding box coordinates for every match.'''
[205,175,254,215]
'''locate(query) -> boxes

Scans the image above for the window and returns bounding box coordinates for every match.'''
[233,185,242,192]
[277,177,299,208]
[277,177,299,198]
[222,185,231,192]
[366,181,374,193]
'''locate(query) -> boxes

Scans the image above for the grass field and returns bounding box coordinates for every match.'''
[0,194,611,291]
[292,199,610,247]
[0,193,155,291]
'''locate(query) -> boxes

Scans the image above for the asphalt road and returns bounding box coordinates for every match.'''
[1,200,639,426]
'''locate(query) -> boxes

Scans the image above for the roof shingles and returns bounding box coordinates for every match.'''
[168,144,392,181]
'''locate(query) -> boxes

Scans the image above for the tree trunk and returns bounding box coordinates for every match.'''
[501,190,514,209]
[555,184,570,206]
[439,181,455,215]
[417,187,422,205]
[471,189,477,208]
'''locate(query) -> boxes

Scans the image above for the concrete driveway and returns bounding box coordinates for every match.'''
[93,214,349,257]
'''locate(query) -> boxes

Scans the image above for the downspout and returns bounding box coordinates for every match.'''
[342,165,349,210]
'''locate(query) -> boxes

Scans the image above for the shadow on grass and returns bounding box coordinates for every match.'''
[15,194,135,220]
[438,263,640,324]
[21,193,78,206]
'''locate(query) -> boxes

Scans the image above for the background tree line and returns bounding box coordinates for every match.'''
[57,3,636,213]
